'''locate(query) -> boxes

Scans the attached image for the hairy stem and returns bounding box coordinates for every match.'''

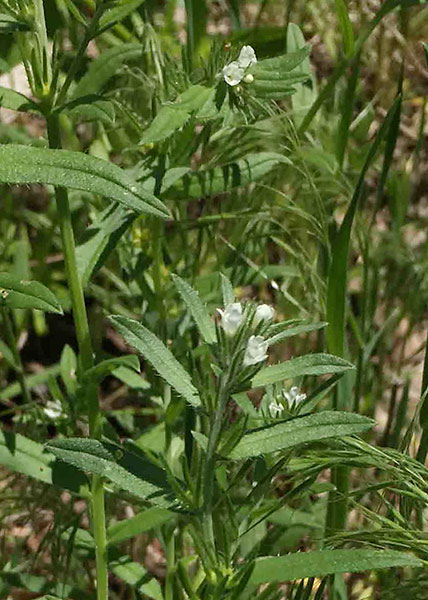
[46,114,107,600]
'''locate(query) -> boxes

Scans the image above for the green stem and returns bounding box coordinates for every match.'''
[1,307,31,405]
[46,114,107,600]
[416,333,428,463]
[202,374,230,566]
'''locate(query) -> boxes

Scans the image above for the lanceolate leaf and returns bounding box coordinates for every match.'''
[334,0,355,57]
[59,95,115,125]
[110,316,201,406]
[250,549,422,585]
[0,273,62,313]
[76,204,134,287]
[174,153,290,198]
[72,43,143,99]
[108,507,173,545]
[228,411,373,458]
[140,107,190,145]
[267,322,327,346]
[172,274,216,345]
[0,145,169,218]
[0,430,88,496]
[251,47,310,76]
[252,354,354,388]
[97,0,147,33]
[0,87,39,112]
[82,355,140,384]
[45,438,171,506]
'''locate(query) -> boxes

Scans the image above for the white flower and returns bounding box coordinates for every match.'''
[283,386,306,406]
[238,45,257,68]
[254,304,275,325]
[44,399,63,420]
[223,45,257,86]
[243,335,268,366]
[222,61,244,86]
[218,302,243,335]
[269,400,283,418]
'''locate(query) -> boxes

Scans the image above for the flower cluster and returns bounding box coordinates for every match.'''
[222,45,257,87]
[268,386,307,418]
[217,300,274,367]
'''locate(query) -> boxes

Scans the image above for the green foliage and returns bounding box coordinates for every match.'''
[0,273,62,313]
[251,549,422,584]
[0,145,170,217]
[229,411,374,458]
[110,315,201,406]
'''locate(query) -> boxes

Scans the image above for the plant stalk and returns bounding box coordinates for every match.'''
[46,114,108,600]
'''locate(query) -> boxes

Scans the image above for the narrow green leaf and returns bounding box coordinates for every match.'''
[174,153,290,198]
[60,95,115,125]
[252,354,354,388]
[108,507,173,545]
[228,411,373,459]
[111,556,163,600]
[267,322,328,346]
[76,204,134,287]
[0,429,88,495]
[110,315,201,406]
[184,0,207,59]
[45,438,170,505]
[140,106,190,145]
[0,273,62,313]
[251,47,310,76]
[221,273,235,305]
[0,145,169,218]
[250,549,422,585]
[336,54,360,168]
[60,344,78,397]
[172,274,216,345]
[72,43,143,99]
[0,87,38,112]
[334,0,355,57]
[98,0,147,34]
[82,355,140,384]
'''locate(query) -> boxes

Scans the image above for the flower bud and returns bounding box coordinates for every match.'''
[254,304,275,325]
[218,302,243,336]
[243,73,254,84]
[243,335,268,366]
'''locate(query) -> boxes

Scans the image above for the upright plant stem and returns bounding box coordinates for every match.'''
[202,374,230,566]
[46,114,108,600]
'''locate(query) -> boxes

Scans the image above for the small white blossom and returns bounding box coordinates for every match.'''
[283,386,306,406]
[218,302,243,335]
[238,45,257,68]
[269,400,283,418]
[254,304,275,325]
[223,45,257,86]
[222,61,244,86]
[44,399,63,420]
[243,335,268,366]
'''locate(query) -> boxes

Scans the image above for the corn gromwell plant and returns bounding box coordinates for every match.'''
[0,1,427,599]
